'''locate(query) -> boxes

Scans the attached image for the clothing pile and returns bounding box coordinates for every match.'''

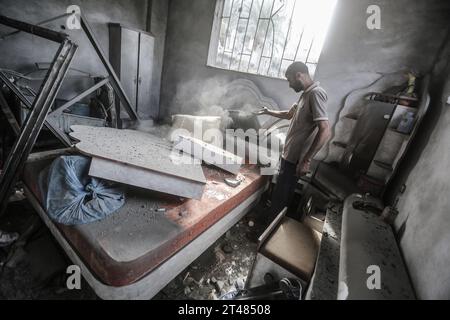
[39,156,125,226]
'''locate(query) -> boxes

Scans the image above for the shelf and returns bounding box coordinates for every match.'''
[364,76,431,187]
[366,92,420,108]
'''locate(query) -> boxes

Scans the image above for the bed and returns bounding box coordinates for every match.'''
[22,150,268,299]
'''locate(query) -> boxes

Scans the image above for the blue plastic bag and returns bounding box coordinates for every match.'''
[39,156,125,226]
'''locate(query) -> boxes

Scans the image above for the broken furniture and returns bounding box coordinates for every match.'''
[0,70,72,146]
[340,99,398,176]
[79,12,139,129]
[365,82,430,186]
[331,75,431,196]
[0,15,78,217]
[0,14,140,217]
[304,194,416,300]
[22,150,268,299]
[298,75,431,215]
[70,125,207,200]
[222,115,290,177]
[304,202,342,300]
[109,23,156,119]
[46,77,112,138]
[337,194,415,299]
[246,208,322,298]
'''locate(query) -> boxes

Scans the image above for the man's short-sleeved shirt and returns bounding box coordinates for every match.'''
[282,82,329,164]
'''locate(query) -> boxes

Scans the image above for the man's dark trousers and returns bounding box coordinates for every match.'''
[268,158,299,221]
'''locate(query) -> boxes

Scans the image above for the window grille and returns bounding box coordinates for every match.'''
[208,0,337,79]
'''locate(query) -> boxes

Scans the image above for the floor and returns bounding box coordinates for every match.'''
[154,210,266,300]
[0,195,270,300]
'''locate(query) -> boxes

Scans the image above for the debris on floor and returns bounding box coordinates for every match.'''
[154,209,267,300]
[224,174,246,188]
[0,197,269,300]
[0,200,97,300]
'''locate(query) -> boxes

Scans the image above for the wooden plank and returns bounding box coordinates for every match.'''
[69,125,206,184]
[89,157,205,199]
[173,135,243,175]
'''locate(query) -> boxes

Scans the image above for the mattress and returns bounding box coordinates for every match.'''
[23,158,266,287]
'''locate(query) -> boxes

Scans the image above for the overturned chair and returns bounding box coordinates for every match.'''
[245,208,322,299]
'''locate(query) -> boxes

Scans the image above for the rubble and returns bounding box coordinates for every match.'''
[221,243,233,254]
[153,210,263,300]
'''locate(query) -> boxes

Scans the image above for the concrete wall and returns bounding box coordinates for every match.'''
[0,0,167,118]
[317,0,450,161]
[160,0,450,160]
[391,33,450,299]
[159,0,299,122]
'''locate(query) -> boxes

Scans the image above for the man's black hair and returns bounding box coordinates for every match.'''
[285,62,309,77]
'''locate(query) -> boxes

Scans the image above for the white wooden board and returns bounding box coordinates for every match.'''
[89,157,205,199]
[173,135,243,175]
[69,125,206,184]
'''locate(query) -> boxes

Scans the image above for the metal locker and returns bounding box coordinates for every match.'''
[109,23,156,120]
[137,32,155,119]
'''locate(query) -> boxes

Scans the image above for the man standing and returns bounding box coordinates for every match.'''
[259,62,331,220]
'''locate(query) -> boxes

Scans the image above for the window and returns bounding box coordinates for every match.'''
[208,0,337,79]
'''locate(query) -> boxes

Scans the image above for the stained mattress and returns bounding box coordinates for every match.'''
[23,158,266,287]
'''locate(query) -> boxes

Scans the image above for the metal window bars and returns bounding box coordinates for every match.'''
[214,0,323,78]
[0,38,77,217]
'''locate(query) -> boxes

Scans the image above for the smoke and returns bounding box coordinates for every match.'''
[132,119,172,140]
[240,103,260,114]
[128,77,264,139]
[172,77,226,114]
[170,77,260,130]
[133,119,155,132]
[196,104,233,129]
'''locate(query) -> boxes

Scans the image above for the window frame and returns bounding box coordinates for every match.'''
[207,0,329,80]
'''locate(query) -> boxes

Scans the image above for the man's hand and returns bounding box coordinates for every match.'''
[254,106,294,120]
[296,159,311,177]
[254,107,269,115]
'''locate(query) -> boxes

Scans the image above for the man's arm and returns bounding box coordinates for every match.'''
[297,120,331,176]
[256,105,297,120]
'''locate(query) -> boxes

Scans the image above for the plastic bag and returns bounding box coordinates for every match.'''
[39,156,125,226]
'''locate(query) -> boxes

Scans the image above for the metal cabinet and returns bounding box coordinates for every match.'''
[109,24,155,119]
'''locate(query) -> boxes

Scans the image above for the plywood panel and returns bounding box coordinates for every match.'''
[173,135,243,175]
[90,157,204,199]
[69,125,206,184]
